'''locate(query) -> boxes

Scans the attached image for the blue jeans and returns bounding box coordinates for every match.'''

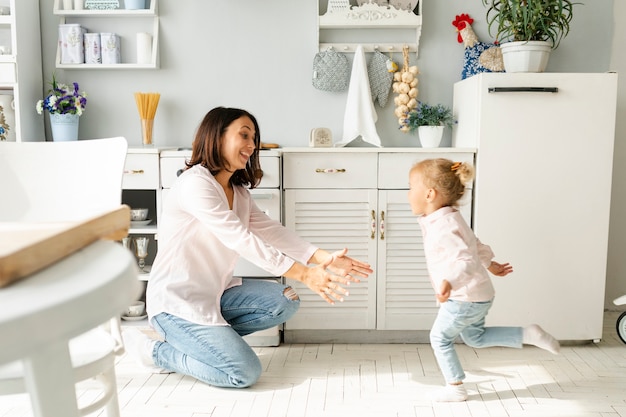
[430,299,523,384]
[149,279,300,388]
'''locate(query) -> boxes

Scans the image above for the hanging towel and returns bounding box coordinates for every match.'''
[336,45,382,147]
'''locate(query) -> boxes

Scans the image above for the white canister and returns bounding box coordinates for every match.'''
[63,0,73,10]
[0,94,15,142]
[125,0,146,9]
[100,33,121,64]
[136,32,151,64]
[74,0,84,10]
[58,24,85,64]
[84,33,101,64]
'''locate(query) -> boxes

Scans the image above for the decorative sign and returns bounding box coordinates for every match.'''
[85,0,119,10]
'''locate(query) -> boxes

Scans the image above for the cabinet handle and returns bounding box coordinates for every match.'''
[370,210,376,239]
[315,168,346,173]
[379,211,385,240]
[487,87,558,93]
[124,169,145,175]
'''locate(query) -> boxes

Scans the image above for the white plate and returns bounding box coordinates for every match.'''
[130,219,152,227]
[121,314,148,321]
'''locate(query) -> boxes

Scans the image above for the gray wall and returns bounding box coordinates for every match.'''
[38,0,625,308]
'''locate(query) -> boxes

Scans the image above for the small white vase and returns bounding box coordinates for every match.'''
[418,126,444,148]
[50,113,80,142]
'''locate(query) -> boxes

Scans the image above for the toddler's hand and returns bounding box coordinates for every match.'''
[436,280,451,303]
[488,261,513,277]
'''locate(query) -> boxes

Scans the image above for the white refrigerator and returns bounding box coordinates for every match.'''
[452,72,618,342]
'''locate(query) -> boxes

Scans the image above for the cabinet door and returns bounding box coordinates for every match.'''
[376,190,437,330]
[283,188,377,330]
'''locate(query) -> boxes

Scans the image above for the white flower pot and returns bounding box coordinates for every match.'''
[418,126,444,148]
[50,113,80,142]
[500,41,552,73]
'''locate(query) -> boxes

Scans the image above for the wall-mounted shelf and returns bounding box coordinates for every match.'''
[52,0,159,69]
[318,1,422,55]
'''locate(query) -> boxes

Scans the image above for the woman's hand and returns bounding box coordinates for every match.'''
[301,256,350,305]
[316,248,374,283]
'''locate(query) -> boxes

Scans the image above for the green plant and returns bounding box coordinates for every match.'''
[404,102,455,131]
[482,0,579,49]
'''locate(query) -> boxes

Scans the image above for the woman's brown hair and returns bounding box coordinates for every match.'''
[186,107,263,188]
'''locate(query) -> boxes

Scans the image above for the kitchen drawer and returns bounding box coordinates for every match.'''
[123,153,159,190]
[283,153,377,189]
[160,154,280,189]
[0,63,16,83]
[160,156,186,189]
[258,156,280,188]
[378,152,475,189]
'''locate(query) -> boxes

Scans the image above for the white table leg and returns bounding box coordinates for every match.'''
[22,340,79,417]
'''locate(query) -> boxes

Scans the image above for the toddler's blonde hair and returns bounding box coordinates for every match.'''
[412,158,474,207]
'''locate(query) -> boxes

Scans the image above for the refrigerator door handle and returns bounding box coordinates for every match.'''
[487,87,559,93]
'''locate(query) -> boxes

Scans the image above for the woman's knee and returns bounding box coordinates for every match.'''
[275,286,300,321]
[227,356,263,388]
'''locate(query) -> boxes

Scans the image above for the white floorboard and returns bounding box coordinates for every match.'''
[1,311,625,417]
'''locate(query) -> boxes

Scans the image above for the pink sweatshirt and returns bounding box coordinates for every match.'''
[417,206,495,302]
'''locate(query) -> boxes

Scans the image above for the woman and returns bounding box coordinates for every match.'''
[123,107,372,388]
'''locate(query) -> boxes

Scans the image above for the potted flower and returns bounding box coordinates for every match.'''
[482,0,578,72]
[36,75,87,141]
[404,102,454,147]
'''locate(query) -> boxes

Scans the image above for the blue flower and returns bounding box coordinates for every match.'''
[36,74,87,116]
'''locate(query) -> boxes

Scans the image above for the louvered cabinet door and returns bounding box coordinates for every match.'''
[283,188,378,330]
[376,190,438,330]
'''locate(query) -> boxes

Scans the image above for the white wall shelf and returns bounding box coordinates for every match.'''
[52,0,159,69]
[318,1,422,55]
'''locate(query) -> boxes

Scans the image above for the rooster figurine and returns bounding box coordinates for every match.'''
[452,13,504,79]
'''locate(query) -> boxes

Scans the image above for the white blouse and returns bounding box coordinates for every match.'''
[147,165,317,326]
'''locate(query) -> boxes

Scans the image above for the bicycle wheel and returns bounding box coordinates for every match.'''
[617,312,626,344]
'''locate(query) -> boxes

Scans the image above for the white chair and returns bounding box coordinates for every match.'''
[0,137,130,417]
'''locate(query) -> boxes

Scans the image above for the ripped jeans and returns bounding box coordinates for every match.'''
[150,279,300,388]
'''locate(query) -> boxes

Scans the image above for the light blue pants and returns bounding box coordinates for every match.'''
[430,299,523,383]
[150,279,300,388]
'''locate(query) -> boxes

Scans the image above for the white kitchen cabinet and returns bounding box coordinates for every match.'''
[452,72,617,342]
[282,148,474,340]
[122,147,162,281]
[0,0,44,142]
[52,0,159,69]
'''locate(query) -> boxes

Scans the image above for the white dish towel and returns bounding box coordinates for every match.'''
[336,45,382,147]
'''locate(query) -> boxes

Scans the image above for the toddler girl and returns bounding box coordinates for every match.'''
[408,158,560,402]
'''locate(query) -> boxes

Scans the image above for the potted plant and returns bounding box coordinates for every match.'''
[36,74,87,141]
[482,0,578,72]
[404,102,454,148]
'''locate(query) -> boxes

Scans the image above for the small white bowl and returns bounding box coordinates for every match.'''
[130,208,149,221]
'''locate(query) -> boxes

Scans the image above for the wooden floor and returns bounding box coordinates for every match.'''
[2,311,625,417]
